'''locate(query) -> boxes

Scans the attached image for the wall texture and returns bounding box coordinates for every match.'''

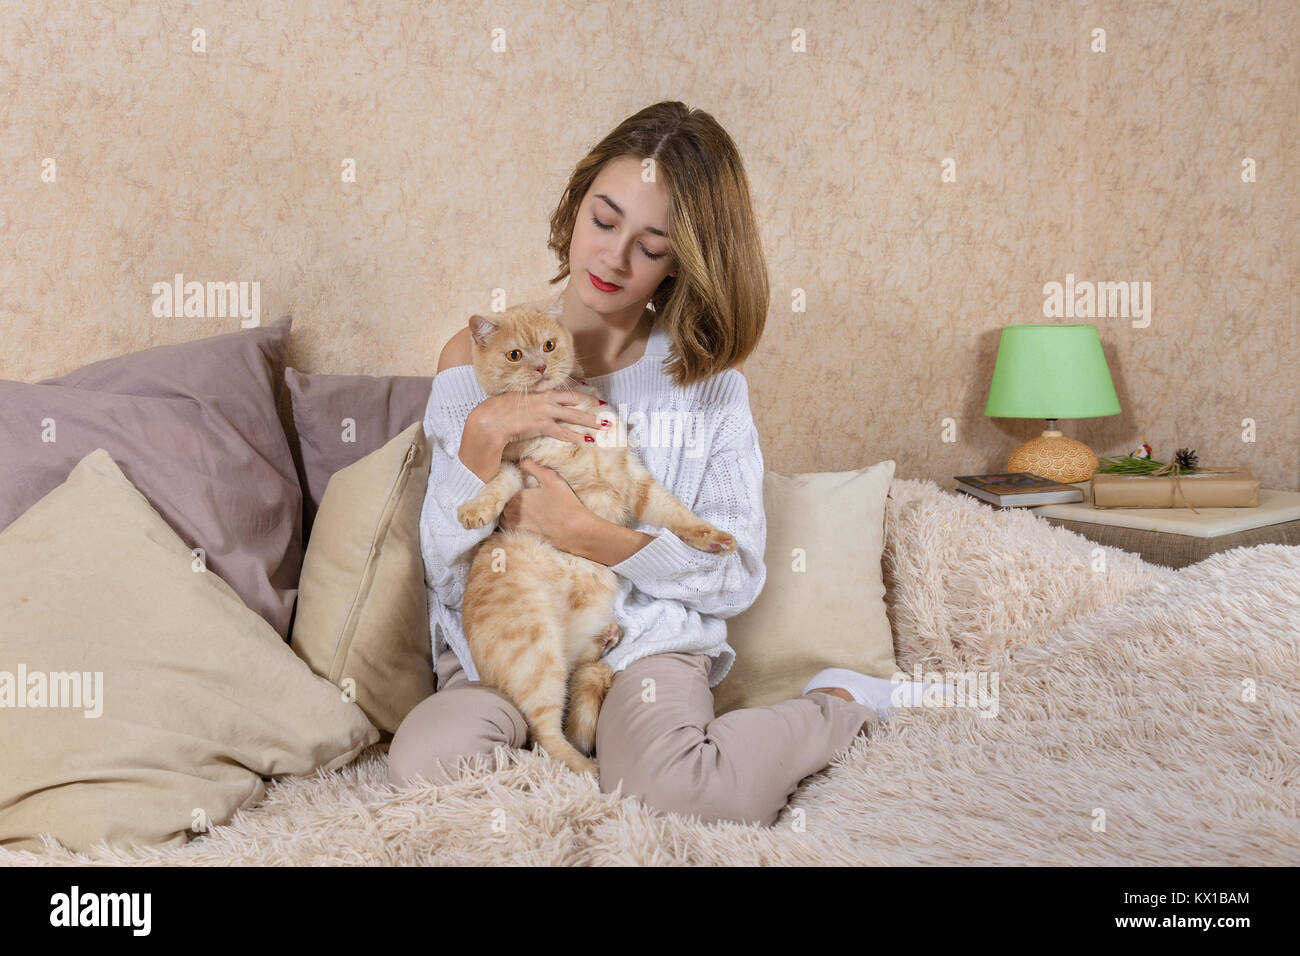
[3,0,1296,489]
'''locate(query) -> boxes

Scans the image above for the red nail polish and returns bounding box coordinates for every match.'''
[584,435,594,442]
[598,400,607,405]
[600,419,610,427]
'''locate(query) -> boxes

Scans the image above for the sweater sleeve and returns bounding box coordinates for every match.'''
[419,373,496,612]
[607,406,767,619]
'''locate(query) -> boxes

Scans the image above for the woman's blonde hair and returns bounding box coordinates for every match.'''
[547,101,769,388]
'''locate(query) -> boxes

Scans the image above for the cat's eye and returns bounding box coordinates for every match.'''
[543,340,555,352]
[506,349,522,362]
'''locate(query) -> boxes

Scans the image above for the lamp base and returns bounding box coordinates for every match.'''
[1007,428,1098,483]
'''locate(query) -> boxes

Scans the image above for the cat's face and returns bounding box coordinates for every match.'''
[467,307,582,396]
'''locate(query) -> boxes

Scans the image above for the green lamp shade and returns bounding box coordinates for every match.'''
[984,324,1121,419]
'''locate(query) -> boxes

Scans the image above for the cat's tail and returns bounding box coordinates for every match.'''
[565,661,615,757]
[513,669,602,777]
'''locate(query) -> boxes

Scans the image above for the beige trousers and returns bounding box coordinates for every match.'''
[387,647,879,827]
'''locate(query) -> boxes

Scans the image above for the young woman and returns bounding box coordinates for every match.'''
[389,101,935,826]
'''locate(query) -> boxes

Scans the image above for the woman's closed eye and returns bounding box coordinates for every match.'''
[590,215,666,260]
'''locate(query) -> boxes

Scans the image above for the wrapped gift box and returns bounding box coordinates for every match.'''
[1091,467,1260,508]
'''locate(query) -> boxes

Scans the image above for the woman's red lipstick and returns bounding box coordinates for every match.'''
[589,271,621,293]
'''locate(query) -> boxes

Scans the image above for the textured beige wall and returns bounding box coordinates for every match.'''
[3,0,1296,490]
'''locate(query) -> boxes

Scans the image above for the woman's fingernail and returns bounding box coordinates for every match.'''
[584,435,595,442]
[598,400,607,405]
[600,419,610,427]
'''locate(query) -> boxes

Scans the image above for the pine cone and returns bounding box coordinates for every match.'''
[1174,447,1199,471]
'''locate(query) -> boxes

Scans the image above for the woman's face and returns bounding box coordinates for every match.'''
[569,155,677,314]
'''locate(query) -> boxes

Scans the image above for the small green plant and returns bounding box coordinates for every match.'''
[1097,447,1199,475]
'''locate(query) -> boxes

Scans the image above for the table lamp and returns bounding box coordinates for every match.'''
[984,323,1121,483]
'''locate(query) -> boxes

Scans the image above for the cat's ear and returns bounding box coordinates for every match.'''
[468,314,497,347]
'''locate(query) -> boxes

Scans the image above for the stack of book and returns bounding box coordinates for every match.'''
[953,473,1084,508]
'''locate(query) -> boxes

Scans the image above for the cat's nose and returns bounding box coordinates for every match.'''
[535,364,546,374]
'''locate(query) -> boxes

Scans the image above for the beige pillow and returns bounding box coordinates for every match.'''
[713,460,899,715]
[290,422,432,742]
[0,449,378,854]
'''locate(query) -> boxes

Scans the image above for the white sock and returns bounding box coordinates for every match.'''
[802,667,949,719]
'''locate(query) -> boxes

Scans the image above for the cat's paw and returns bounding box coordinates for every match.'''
[679,526,738,555]
[457,498,499,529]
[597,621,623,653]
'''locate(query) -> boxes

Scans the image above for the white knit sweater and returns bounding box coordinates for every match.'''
[418,307,767,689]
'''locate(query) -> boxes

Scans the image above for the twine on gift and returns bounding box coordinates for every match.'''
[1147,461,1200,514]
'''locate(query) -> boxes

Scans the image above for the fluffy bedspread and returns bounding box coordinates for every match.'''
[4,478,1297,865]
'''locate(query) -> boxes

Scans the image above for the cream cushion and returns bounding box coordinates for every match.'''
[713,460,899,714]
[0,449,379,854]
[290,422,433,741]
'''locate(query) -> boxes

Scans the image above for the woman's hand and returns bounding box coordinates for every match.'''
[471,389,608,448]
[498,457,596,552]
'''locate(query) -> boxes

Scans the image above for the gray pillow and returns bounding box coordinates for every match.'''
[0,317,302,640]
[283,367,432,544]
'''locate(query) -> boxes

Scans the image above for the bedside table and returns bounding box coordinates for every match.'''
[1036,514,1300,569]
[940,478,1300,570]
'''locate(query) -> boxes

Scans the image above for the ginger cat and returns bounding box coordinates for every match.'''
[454,304,737,776]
